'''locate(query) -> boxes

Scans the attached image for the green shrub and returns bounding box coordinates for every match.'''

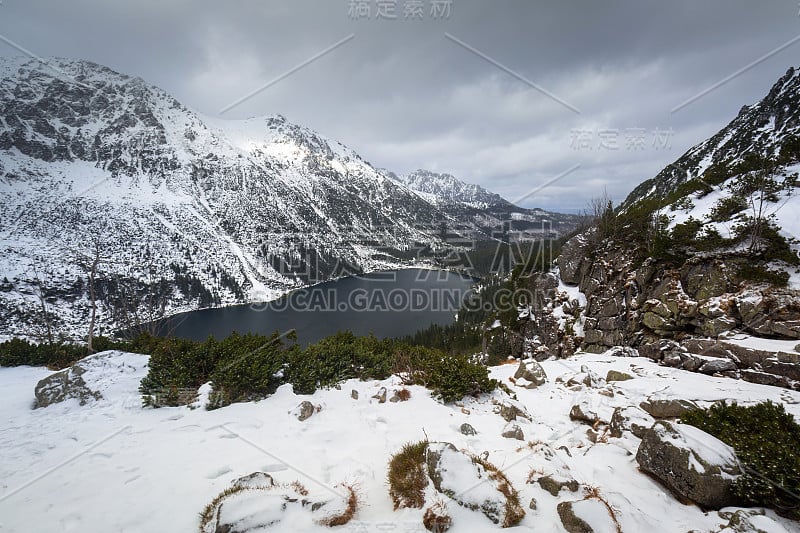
[681,401,800,519]
[287,331,392,394]
[210,332,296,407]
[138,336,210,406]
[0,338,87,369]
[671,218,702,243]
[137,330,497,408]
[395,344,497,403]
[709,196,747,222]
[0,333,165,370]
[736,264,790,287]
[290,334,496,403]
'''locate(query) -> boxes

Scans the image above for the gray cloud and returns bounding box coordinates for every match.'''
[2,0,798,211]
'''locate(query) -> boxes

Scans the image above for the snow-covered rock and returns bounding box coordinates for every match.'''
[609,406,655,439]
[33,350,147,408]
[636,421,742,509]
[513,358,547,388]
[557,498,619,533]
[425,442,524,527]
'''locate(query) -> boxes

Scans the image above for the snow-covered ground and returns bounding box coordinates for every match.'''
[0,351,798,532]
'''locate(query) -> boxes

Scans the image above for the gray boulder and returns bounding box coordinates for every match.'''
[200,472,344,533]
[231,472,275,489]
[569,395,611,424]
[609,406,655,438]
[605,346,640,358]
[556,501,593,533]
[738,289,800,339]
[425,442,525,526]
[557,499,619,533]
[639,398,699,418]
[34,360,102,408]
[459,423,477,436]
[495,400,532,422]
[513,359,547,388]
[606,370,633,382]
[698,358,737,375]
[536,475,579,496]
[294,401,316,421]
[373,387,387,403]
[636,421,742,509]
[501,422,524,440]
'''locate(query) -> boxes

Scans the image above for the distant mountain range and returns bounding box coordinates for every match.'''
[0,57,578,338]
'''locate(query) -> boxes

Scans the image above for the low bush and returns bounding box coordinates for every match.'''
[138,330,496,408]
[709,196,747,222]
[737,264,790,287]
[681,401,800,519]
[0,336,139,369]
[287,332,393,395]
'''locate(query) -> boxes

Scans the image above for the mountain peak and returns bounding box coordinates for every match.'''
[623,66,800,207]
[399,169,510,208]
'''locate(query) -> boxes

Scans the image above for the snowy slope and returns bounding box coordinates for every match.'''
[624,67,800,207]
[0,350,797,532]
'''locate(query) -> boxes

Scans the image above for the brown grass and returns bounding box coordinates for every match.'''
[583,485,623,533]
[525,466,546,484]
[470,454,525,528]
[423,500,453,532]
[198,479,316,532]
[397,388,412,401]
[387,440,429,510]
[288,480,309,496]
[198,485,249,532]
[318,483,359,527]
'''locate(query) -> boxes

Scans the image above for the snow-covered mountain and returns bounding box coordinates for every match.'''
[0,57,579,339]
[624,66,800,206]
[390,169,580,238]
[391,169,513,209]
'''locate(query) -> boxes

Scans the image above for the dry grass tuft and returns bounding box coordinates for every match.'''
[288,480,309,496]
[198,485,249,532]
[387,440,429,510]
[423,500,453,532]
[318,483,359,527]
[397,388,412,401]
[525,466,546,484]
[583,485,623,533]
[516,440,544,453]
[470,454,525,528]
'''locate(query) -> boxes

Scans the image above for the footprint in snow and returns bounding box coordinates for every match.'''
[261,463,289,472]
[206,466,232,479]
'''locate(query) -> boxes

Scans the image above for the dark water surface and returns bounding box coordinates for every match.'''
[160,269,475,345]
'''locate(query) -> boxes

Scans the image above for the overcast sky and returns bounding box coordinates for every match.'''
[2,1,799,212]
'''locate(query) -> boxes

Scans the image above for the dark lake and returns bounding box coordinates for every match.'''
[158,269,476,345]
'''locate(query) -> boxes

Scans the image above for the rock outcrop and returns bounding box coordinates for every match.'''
[513,359,548,388]
[636,421,742,509]
[35,363,102,408]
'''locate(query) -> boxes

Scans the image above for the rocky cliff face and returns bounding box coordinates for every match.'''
[506,68,800,391]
